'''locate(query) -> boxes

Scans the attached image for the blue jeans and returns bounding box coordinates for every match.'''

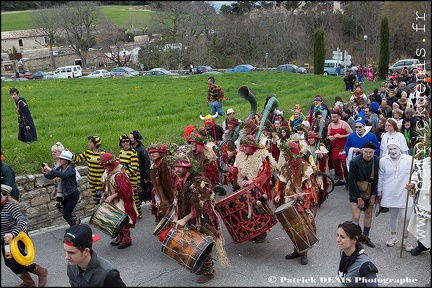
[210,100,224,117]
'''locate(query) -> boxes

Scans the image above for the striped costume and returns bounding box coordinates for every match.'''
[72,149,105,206]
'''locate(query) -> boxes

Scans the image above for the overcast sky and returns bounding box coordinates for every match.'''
[208,1,236,13]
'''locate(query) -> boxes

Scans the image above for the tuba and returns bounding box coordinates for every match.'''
[217,86,257,173]
[255,94,279,143]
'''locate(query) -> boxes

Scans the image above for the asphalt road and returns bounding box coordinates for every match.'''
[2,180,430,287]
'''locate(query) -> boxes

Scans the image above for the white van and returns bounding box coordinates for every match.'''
[323,60,345,76]
[54,65,82,78]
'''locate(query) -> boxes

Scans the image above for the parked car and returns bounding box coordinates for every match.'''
[388,59,421,74]
[85,69,110,78]
[30,71,54,80]
[143,68,179,76]
[185,65,217,75]
[11,71,33,79]
[226,64,257,73]
[110,67,140,77]
[323,60,345,76]
[276,64,307,74]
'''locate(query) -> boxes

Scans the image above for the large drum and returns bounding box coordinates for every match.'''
[153,208,175,242]
[90,201,128,238]
[161,227,214,273]
[215,185,278,244]
[274,201,319,253]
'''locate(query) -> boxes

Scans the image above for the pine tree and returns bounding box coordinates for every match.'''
[314,27,325,75]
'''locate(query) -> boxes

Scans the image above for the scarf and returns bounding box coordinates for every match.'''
[339,246,361,275]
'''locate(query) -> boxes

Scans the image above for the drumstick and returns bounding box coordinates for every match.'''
[285,192,311,198]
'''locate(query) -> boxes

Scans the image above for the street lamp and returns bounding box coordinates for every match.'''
[363,35,368,66]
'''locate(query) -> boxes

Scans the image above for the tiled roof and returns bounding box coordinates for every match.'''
[1,29,45,39]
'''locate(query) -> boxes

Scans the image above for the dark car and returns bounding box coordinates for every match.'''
[30,71,54,80]
[143,68,179,76]
[276,64,307,74]
[226,64,257,73]
[185,65,214,75]
[110,67,140,77]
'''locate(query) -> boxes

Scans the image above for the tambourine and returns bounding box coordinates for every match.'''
[10,231,35,266]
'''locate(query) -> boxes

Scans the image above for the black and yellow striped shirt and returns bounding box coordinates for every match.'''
[119,148,140,186]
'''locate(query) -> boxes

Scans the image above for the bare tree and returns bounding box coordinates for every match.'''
[57,1,102,69]
[31,6,62,69]
[96,18,130,67]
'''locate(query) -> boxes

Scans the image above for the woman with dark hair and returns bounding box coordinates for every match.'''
[337,221,378,287]
[400,118,418,155]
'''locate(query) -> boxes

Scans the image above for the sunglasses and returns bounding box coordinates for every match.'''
[1,191,8,196]
[355,126,363,128]
[121,140,130,143]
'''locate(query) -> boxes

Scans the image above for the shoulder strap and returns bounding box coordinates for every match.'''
[369,159,374,181]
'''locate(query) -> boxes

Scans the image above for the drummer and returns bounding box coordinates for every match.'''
[99,153,139,249]
[273,141,320,265]
[224,135,278,243]
[170,153,229,284]
[148,143,175,221]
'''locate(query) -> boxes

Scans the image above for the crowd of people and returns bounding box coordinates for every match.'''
[3,72,431,286]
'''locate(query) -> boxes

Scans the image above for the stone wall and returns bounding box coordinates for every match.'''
[15,165,95,231]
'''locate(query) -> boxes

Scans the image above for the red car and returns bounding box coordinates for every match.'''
[11,71,33,79]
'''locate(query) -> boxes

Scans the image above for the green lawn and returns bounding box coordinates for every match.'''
[1,72,379,175]
[1,5,152,32]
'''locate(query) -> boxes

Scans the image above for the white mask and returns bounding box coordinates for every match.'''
[388,145,401,159]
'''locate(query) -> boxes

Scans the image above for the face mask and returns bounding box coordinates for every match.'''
[388,145,401,159]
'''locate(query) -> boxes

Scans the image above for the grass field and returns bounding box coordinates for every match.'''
[1,72,379,174]
[1,5,152,32]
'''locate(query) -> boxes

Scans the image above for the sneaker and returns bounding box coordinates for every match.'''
[334,175,339,181]
[365,237,376,248]
[403,241,414,252]
[386,237,399,247]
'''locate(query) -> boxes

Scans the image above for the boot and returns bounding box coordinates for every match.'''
[118,227,132,249]
[18,271,35,287]
[31,264,48,287]
[110,235,122,246]
[196,255,215,284]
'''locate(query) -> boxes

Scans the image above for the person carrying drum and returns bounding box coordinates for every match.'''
[148,143,175,221]
[273,141,320,265]
[171,153,229,284]
[224,134,278,243]
[100,153,139,249]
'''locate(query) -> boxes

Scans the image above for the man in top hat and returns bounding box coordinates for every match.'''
[347,141,380,248]
[273,141,320,265]
[170,153,228,283]
[100,153,139,249]
[344,110,380,171]
[129,130,152,204]
[64,223,126,286]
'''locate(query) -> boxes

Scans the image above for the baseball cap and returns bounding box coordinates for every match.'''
[64,224,100,247]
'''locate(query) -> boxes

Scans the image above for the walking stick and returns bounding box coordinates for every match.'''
[400,142,424,258]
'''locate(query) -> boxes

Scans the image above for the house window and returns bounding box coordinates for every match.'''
[18,39,23,47]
